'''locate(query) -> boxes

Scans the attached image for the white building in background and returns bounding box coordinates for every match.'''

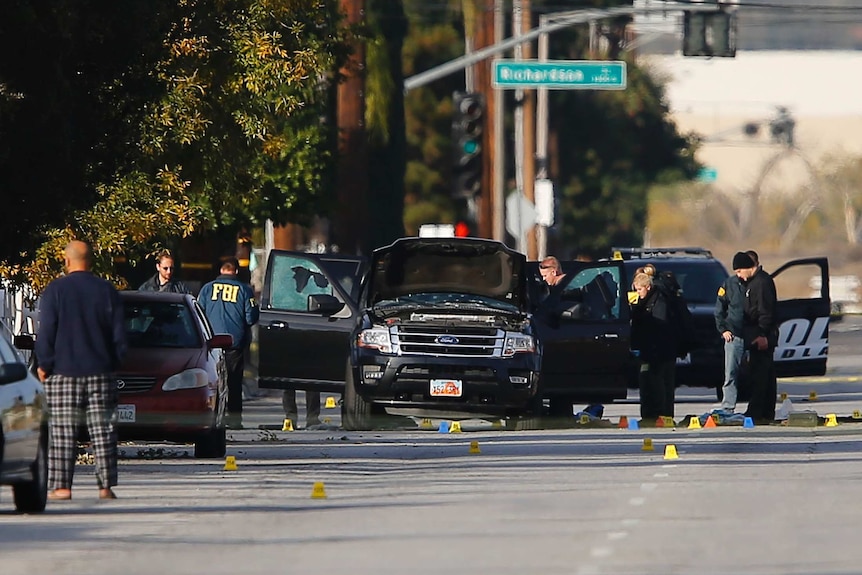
[640,51,862,194]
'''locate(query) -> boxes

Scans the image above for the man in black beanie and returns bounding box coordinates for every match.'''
[732,251,778,423]
[715,253,748,412]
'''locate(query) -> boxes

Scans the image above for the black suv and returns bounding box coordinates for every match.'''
[257,237,632,429]
[610,247,831,397]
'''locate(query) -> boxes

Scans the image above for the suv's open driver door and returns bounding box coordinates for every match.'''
[529,260,631,415]
[257,251,365,393]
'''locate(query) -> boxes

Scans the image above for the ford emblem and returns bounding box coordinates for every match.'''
[436,335,459,345]
[116,379,126,390]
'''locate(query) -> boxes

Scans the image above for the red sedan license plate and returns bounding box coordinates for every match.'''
[430,379,462,397]
[117,404,136,423]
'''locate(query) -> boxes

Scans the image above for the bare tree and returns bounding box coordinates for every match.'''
[821,156,862,245]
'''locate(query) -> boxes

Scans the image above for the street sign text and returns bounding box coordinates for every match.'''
[492,60,627,90]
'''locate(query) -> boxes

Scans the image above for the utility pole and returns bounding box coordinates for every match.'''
[521,0,536,259]
[474,0,496,239]
[492,0,505,242]
[334,0,368,254]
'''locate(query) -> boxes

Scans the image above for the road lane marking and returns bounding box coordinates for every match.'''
[590,546,613,558]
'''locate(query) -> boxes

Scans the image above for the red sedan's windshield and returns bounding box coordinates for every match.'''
[124,301,202,348]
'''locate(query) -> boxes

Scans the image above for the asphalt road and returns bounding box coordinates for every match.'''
[3,317,862,575]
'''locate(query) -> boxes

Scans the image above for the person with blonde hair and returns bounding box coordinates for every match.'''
[630,270,678,421]
[539,256,566,286]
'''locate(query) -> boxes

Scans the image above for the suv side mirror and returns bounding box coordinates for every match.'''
[308,294,344,316]
[561,303,590,321]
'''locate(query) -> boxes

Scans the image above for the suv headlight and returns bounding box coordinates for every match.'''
[162,368,209,391]
[357,327,393,354]
[503,332,535,357]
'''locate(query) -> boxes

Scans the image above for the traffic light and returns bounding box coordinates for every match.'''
[451,91,485,199]
[683,10,737,58]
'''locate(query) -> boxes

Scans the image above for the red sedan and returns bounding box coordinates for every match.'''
[117,291,232,458]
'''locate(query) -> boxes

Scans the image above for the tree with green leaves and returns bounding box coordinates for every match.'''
[0,0,352,293]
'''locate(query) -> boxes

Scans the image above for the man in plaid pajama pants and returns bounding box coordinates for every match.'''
[35,240,127,501]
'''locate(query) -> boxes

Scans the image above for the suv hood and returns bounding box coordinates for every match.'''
[367,237,527,310]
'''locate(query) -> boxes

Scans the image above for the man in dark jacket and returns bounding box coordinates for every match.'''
[138,251,190,294]
[630,270,678,421]
[36,240,127,501]
[735,252,779,423]
[198,256,259,428]
[714,253,748,412]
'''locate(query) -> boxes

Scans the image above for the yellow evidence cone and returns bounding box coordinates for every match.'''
[282,418,294,432]
[664,445,679,460]
[853,410,862,420]
[642,438,654,452]
[449,421,463,433]
[325,396,337,409]
[687,416,701,429]
[311,482,327,499]
[469,440,481,454]
[825,413,838,427]
[223,456,238,471]
[780,392,788,401]
[419,418,434,430]
[809,390,818,401]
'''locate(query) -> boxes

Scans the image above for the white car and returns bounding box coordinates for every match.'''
[1,329,47,513]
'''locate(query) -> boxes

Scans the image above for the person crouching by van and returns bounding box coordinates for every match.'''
[630,271,678,422]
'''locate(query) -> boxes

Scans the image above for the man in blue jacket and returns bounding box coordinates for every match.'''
[198,256,259,428]
[36,240,127,501]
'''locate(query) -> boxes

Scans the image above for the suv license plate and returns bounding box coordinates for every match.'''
[430,379,462,397]
[117,404,136,423]
[676,354,691,366]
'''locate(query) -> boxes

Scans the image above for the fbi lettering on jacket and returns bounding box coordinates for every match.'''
[210,283,240,303]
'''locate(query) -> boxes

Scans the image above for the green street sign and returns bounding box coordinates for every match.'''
[492,59,626,90]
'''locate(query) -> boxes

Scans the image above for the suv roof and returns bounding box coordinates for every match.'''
[606,247,729,305]
[610,246,714,260]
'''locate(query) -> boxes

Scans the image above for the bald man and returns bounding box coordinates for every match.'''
[36,240,127,501]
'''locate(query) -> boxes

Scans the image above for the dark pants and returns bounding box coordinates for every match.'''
[745,348,777,421]
[282,390,321,427]
[639,359,676,420]
[224,347,245,415]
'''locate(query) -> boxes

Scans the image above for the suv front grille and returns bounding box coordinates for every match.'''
[398,365,496,380]
[393,325,504,357]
